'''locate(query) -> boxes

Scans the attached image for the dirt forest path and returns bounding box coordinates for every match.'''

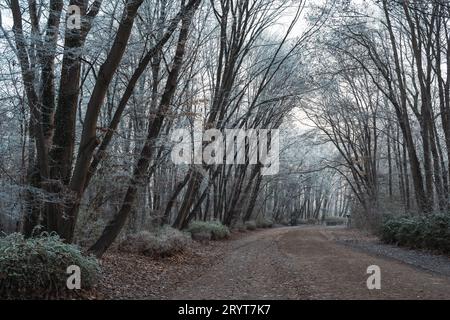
[166,226,450,300]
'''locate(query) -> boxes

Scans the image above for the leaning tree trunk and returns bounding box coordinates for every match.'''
[89,1,200,257]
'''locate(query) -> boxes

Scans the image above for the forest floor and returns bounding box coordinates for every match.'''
[97,226,450,300]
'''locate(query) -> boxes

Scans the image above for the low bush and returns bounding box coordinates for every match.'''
[119,226,191,257]
[380,216,403,244]
[191,231,212,243]
[244,220,257,231]
[296,219,317,225]
[187,221,230,240]
[256,218,273,229]
[0,233,101,299]
[274,218,290,226]
[324,216,347,226]
[380,214,450,253]
[232,222,247,233]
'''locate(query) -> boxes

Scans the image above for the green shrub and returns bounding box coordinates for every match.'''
[191,231,212,243]
[256,217,273,229]
[396,217,420,247]
[324,216,347,226]
[380,215,403,244]
[244,220,257,231]
[380,214,450,253]
[233,222,247,233]
[187,221,230,240]
[119,226,191,257]
[0,233,101,299]
[421,214,450,250]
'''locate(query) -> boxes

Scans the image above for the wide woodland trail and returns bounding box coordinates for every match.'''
[167,226,450,300]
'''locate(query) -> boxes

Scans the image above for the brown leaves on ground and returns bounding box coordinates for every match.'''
[95,237,232,299]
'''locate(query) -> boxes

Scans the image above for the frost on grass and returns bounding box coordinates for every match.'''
[0,233,101,299]
[187,221,230,240]
[119,226,192,258]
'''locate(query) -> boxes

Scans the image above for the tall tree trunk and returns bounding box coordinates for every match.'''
[89,1,200,257]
